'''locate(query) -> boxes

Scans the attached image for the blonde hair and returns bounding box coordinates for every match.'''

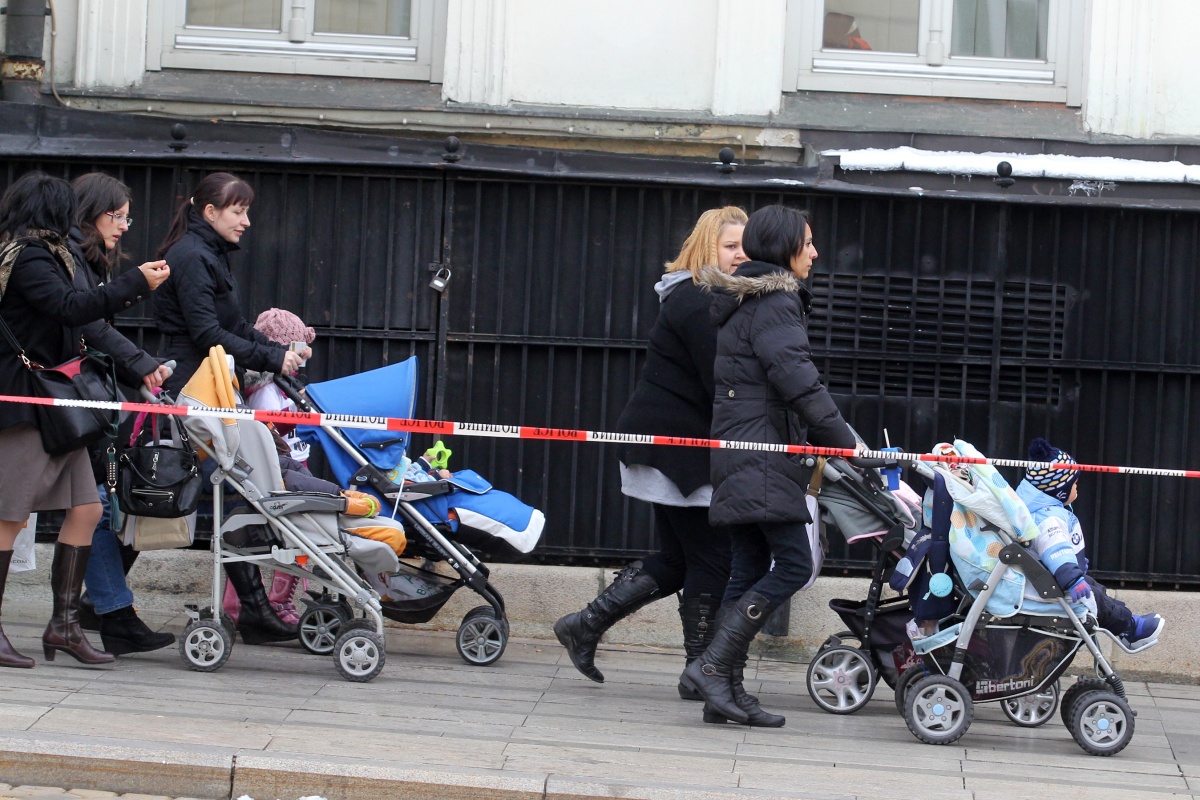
[665,206,748,278]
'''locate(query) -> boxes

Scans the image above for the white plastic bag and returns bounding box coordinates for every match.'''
[9,514,37,572]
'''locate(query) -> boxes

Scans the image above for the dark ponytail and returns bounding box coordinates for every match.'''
[157,172,254,258]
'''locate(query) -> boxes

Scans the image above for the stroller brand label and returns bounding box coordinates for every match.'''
[976,676,1035,695]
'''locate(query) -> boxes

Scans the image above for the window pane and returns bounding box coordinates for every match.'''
[314,0,412,37]
[952,0,1049,59]
[822,0,919,53]
[185,0,281,29]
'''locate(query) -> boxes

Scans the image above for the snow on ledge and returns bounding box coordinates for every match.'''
[825,146,1200,184]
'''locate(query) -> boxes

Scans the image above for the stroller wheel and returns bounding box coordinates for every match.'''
[894,664,927,716]
[904,674,973,745]
[179,619,233,673]
[1069,690,1135,756]
[806,645,877,714]
[1060,676,1109,729]
[456,605,508,667]
[299,604,350,656]
[333,626,386,683]
[1001,679,1060,727]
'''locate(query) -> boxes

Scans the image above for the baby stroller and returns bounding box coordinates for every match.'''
[167,346,403,682]
[895,439,1142,756]
[804,453,924,714]
[275,357,542,667]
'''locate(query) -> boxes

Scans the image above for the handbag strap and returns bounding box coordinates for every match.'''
[0,313,32,368]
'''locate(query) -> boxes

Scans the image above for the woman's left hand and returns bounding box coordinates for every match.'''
[141,363,172,390]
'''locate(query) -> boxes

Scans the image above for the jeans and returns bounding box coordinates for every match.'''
[722,519,814,610]
[638,504,732,602]
[1087,575,1134,635]
[83,485,134,614]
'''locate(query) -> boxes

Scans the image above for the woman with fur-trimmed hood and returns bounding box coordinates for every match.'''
[680,204,858,728]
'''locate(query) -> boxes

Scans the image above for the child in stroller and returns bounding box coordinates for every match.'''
[1015,438,1164,651]
[897,439,1140,756]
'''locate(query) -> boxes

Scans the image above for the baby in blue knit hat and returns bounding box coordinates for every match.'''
[1015,438,1165,651]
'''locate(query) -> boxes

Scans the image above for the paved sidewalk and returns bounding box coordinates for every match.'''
[0,601,1198,800]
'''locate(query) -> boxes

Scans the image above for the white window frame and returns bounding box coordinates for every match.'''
[783,0,1086,105]
[148,0,447,82]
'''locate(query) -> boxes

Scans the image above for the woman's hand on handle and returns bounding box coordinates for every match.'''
[138,260,171,290]
[141,363,172,391]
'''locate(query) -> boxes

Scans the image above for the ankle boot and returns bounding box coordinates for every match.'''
[0,550,35,669]
[268,571,301,625]
[78,590,100,631]
[42,543,114,665]
[680,591,772,725]
[225,562,298,644]
[98,606,176,656]
[554,561,660,683]
[677,594,716,700]
[702,662,785,727]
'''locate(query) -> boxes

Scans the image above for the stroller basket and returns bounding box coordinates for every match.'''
[828,596,917,688]
[374,561,464,624]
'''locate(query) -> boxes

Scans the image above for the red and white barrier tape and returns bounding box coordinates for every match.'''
[2,392,1198,479]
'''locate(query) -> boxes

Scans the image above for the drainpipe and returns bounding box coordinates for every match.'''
[2,0,50,104]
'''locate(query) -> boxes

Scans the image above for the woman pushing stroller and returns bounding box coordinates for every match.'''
[683,205,863,727]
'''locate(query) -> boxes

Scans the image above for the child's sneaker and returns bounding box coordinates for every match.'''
[1124,613,1165,649]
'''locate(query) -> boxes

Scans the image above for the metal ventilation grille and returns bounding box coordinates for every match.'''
[808,276,1069,402]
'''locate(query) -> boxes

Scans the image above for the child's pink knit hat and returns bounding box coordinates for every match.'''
[254,308,315,346]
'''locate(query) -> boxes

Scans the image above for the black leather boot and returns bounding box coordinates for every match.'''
[43,543,114,665]
[680,591,772,725]
[677,593,716,700]
[80,543,138,631]
[98,606,176,656]
[225,562,298,644]
[0,550,34,669]
[554,561,660,683]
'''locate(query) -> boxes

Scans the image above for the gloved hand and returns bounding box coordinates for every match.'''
[1067,577,1092,602]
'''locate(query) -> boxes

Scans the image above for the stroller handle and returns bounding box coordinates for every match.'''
[138,360,176,403]
[273,372,312,412]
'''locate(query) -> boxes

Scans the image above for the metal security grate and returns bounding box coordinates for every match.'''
[809,276,1069,402]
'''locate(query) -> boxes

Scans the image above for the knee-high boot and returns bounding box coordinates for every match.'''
[0,550,34,668]
[676,594,716,700]
[680,591,772,725]
[554,561,660,683]
[42,543,114,665]
[225,562,298,644]
[698,602,782,726]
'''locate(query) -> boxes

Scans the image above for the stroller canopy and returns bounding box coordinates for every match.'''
[298,357,419,482]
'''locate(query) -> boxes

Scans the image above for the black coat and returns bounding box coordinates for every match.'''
[615,275,717,496]
[69,230,161,387]
[154,211,284,392]
[0,238,150,433]
[701,261,855,526]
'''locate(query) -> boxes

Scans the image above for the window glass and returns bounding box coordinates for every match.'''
[951,0,1050,59]
[822,0,919,53]
[185,0,281,30]
[314,0,412,37]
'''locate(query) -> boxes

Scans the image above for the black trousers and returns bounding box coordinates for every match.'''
[1086,575,1134,635]
[638,504,732,602]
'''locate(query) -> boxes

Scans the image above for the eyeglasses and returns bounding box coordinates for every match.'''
[105,211,133,227]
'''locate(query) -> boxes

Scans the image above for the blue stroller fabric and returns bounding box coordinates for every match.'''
[297,357,544,555]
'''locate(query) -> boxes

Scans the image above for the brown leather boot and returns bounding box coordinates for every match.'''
[42,543,114,665]
[0,550,35,669]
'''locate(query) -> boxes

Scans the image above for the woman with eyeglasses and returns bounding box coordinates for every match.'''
[153,171,307,645]
[68,172,176,657]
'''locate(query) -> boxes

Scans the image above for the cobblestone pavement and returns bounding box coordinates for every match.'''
[1,599,1198,800]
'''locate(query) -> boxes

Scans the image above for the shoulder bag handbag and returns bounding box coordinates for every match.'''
[118,409,203,519]
[0,315,118,456]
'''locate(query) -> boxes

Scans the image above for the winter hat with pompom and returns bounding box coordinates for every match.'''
[254,308,314,346]
[1025,437,1079,503]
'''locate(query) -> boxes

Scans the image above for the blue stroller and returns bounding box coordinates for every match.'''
[274,357,543,666]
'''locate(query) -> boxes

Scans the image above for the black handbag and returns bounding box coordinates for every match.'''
[0,316,118,456]
[118,411,203,519]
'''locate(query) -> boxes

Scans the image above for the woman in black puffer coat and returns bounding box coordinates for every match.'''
[681,205,859,728]
[553,207,747,698]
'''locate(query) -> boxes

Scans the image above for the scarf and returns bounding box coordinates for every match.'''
[0,230,77,303]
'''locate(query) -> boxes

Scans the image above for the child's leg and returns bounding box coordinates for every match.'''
[1087,576,1133,635]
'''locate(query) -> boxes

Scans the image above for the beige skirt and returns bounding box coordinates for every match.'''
[0,424,100,522]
